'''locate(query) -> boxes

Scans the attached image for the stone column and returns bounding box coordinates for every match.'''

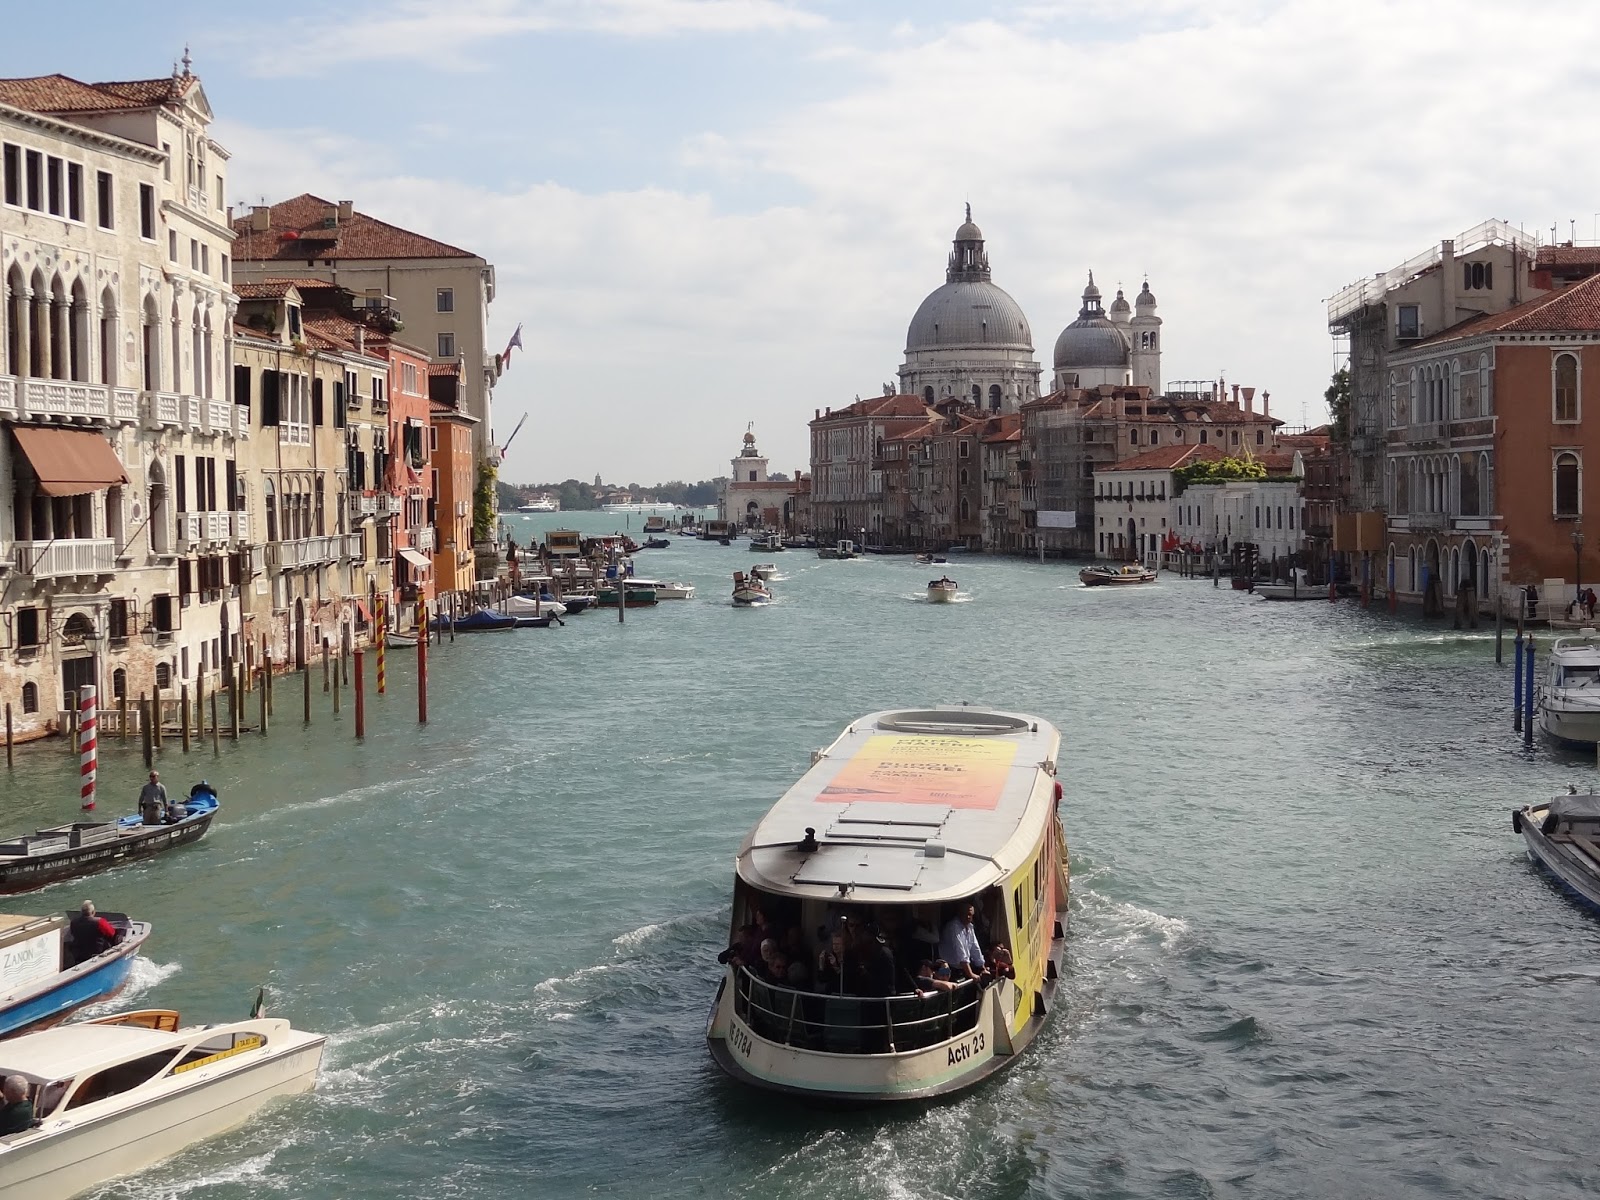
[10,284,30,380]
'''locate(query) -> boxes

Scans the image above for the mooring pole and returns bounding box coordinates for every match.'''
[151,680,162,749]
[119,689,128,743]
[303,660,312,725]
[354,649,366,739]
[377,596,387,696]
[1524,640,1536,746]
[4,702,12,768]
[141,694,153,767]
[210,686,220,755]
[230,666,242,741]
[259,659,269,735]
[418,609,429,725]
[1514,630,1524,733]
[1496,594,1504,664]
[323,636,331,693]
[180,685,191,753]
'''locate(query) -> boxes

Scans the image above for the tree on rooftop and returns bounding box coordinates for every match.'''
[1325,367,1351,440]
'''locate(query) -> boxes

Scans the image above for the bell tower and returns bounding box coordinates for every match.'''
[732,424,768,484]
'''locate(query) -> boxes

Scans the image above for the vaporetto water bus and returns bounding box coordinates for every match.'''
[706,706,1067,1101]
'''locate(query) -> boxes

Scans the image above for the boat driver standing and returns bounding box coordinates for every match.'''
[138,771,167,825]
[939,903,988,983]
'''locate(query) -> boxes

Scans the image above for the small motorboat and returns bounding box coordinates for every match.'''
[430,609,519,632]
[559,594,596,614]
[914,554,948,565]
[1538,631,1600,745]
[596,585,658,607]
[927,577,959,603]
[382,632,419,649]
[1513,791,1600,912]
[0,909,151,1037]
[818,540,860,560]
[641,537,671,550]
[732,571,772,606]
[504,594,567,619]
[0,1004,325,1198]
[622,577,694,600]
[0,787,219,895]
[750,563,777,581]
[1079,564,1157,587]
[512,614,560,628]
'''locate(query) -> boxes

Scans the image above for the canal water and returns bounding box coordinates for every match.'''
[6,512,1597,1199]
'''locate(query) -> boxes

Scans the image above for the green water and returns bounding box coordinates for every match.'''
[4,513,1597,1199]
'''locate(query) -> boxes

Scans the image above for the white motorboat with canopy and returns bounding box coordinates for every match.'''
[0,1006,324,1200]
[706,706,1067,1101]
[1538,631,1600,745]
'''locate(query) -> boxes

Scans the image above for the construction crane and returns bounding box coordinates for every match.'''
[499,412,529,459]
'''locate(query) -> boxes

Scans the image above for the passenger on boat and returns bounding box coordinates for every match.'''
[913,960,956,996]
[816,931,846,992]
[69,899,118,959]
[990,945,1015,982]
[139,770,167,825]
[857,925,897,998]
[940,904,987,982]
[0,1075,34,1135]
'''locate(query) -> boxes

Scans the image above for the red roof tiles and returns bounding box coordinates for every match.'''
[1424,273,1600,343]
[232,194,478,263]
[0,73,192,114]
[1100,444,1224,473]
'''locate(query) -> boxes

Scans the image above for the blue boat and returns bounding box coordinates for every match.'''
[0,909,151,1037]
[430,608,519,632]
[0,787,218,895]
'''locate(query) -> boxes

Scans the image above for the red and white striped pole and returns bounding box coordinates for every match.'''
[78,684,97,810]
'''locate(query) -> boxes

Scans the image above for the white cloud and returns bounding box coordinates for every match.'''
[223,0,1600,482]
[237,0,826,76]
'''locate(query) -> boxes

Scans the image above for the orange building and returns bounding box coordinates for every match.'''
[1384,273,1600,612]
[429,396,478,598]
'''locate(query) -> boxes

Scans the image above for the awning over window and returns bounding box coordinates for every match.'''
[11,426,128,496]
[399,548,432,571]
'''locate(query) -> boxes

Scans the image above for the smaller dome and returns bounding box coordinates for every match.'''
[955,219,983,242]
[1136,280,1157,309]
[1083,271,1102,302]
[1108,288,1132,324]
[1054,324,1130,370]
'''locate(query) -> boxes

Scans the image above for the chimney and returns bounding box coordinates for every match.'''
[250,205,271,232]
[1441,238,1457,330]
[815,408,820,420]
[355,326,365,355]
[1242,386,1255,414]
[1231,383,1241,408]
[338,199,354,223]
[1261,391,1270,419]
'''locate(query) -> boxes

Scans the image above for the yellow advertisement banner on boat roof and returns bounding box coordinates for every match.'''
[819,734,1018,811]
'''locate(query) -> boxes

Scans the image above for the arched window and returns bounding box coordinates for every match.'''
[112,668,126,699]
[1231,430,1240,445]
[1554,353,1579,421]
[99,286,118,386]
[1254,506,1260,528]
[959,468,969,486]
[1555,452,1580,516]
[923,386,934,403]
[21,683,37,714]
[959,497,970,521]
[1129,429,1138,445]
[970,384,981,405]
[147,458,169,555]
[1481,451,1493,515]
[264,478,278,542]
[156,662,171,688]
[988,384,1002,411]
[1199,430,1207,444]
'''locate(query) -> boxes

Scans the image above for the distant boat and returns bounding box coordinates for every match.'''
[518,496,560,512]
[430,609,519,632]
[818,540,859,560]
[0,908,152,1037]
[927,577,959,603]
[643,516,669,534]
[731,571,771,606]
[1079,564,1157,587]
[0,788,219,894]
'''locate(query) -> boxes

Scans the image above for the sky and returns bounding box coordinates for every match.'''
[8,1,1600,485]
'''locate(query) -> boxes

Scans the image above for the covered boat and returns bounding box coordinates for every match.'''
[0,911,150,1037]
[0,1006,324,1200]
[731,571,771,607]
[0,789,218,895]
[504,594,567,619]
[1537,632,1600,745]
[927,577,959,603]
[1513,792,1600,912]
[706,706,1068,1101]
[430,609,519,632]
[1078,564,1157,586]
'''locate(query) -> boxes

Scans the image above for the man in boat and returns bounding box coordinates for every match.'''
[138,770,167,825]
[939,903,987,983]
[69,899,119,960]
[0,1074,35,1135]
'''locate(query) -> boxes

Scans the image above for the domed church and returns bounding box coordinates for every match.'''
[897,208,1042,413]
[1052,275,1162,393]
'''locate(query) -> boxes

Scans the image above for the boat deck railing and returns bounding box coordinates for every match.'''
[731,967,982,1055]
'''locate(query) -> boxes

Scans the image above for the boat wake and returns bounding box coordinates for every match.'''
[76,956,181,1017]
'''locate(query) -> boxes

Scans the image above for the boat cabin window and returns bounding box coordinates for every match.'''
[170,1031,266,1073]
[1559,664,1600,686]
[62,1049,181,1110]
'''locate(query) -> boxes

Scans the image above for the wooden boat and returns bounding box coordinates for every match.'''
[0,911,151,1037]
[927,577,959,603]
[1253,583,1325,601]
[382,632,418,649]
[1538,632,1600,746]
[1513,792,1600,912]
[818,539,860,560]
[0,1005,324,1200]
[430,609,518,632]
[0,789,218,895]
[706,707,1067,1101]
[1230,576,1254,591]
[731,571,771,606]
[1079,564,1157,586]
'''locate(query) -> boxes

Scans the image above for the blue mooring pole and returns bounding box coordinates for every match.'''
[1524,640,1536,746]
[1514,630,1525,733]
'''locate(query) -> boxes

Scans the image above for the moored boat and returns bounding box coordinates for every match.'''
[643,515,669,535]
[1538,632,1600,745]
[622,577,694,600]
[1513,792,1600,912]
[706,706,1067,1101]
[382,632,419,648]
[927,576,959,603]
[430,609,519,632]
[1078,564,1157,587]
[731,571,771,606]
[504,594,567,619]
[0,910,150,1037]
[0,789,219,895]
[0,1005,325,1200]
[596,585,658,607]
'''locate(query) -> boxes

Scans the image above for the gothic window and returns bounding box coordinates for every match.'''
[1129,429,1138,445]
[21,683,37,713]
[1555,452,1580,517]
[1554,353,1579,422]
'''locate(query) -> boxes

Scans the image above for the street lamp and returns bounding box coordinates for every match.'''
[1574,524,1585,614]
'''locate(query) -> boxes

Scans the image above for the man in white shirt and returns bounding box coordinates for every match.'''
[939,903,986,981]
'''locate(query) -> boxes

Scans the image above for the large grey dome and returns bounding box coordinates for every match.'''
[906,280,1033,352]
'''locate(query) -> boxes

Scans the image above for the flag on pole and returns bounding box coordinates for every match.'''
[249,986,266,1019]
[502,323,524,370]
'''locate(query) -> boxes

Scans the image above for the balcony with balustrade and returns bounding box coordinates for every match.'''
[410,526,436,552]
[266,536,339,570]
[12,539,116,578]
[0,375,141,425]
[348,493,379,521]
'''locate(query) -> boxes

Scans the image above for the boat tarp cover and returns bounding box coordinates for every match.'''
[1549,794,1600,821]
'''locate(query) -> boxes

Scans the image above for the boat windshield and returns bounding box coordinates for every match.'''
[1559,664,1600,687]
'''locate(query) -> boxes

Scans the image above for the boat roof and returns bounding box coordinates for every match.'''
[0,1024,175,1079]
[1551,634,1600,662]
[737,707,1060,904]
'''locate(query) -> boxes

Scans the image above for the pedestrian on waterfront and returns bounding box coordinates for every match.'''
[1527,584,1540,620]
[138,771,167,825]
[69,900,117,961]
[0,1075,34,1135]
[939,903,987,982]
